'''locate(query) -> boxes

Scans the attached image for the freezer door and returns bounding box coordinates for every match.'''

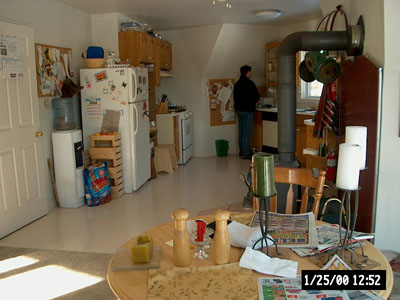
[129,67,148,103]
[129,101,151,190]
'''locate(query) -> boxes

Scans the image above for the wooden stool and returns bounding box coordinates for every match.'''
[154,144,178,174]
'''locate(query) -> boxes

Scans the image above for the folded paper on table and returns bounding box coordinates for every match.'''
[228,221,273,249]
[239,247,298,278]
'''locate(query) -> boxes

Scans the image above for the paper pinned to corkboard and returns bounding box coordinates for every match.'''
[208,78,236,126]
[147,263,258,300]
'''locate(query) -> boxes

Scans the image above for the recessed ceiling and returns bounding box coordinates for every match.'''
[56,0,322,31]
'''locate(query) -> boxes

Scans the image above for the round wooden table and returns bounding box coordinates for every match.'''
[107,215,394,300]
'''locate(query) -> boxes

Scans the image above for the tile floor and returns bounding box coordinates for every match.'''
[0,156,250,254]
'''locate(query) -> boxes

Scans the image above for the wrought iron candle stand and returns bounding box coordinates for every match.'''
[335,186,368,267]
[250,159,280,256]
[252,195,280,256]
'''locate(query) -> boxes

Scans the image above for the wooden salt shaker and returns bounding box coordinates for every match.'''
[213,209,230,265]
[172,208,191,267]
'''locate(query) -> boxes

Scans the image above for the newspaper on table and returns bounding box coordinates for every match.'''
[321,254,352,270]
[346,290,384,300]
[320,255,384,300]
[258,277,350,300]
[250,211,318,248]
[292,223,374,257]
[257,277,383,300]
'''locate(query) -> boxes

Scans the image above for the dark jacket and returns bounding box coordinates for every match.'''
[233,76,260,112]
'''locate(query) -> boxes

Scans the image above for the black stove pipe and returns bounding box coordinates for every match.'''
[277,19,364,163]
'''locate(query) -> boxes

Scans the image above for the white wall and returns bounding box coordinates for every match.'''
[320,0,400,252]
[159,24,280,157]
[0,0,92,210]
[91,13,133,58]
[278,18,320,39]
[374,0,400,252]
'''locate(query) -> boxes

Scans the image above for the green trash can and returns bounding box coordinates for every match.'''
[215,140,229,157]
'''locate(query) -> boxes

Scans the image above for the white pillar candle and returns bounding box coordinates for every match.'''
[345,126,368,169]
[336,143,361,190]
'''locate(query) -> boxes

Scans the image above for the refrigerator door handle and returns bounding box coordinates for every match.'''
[133,103,139,136]
[131,68,138,103]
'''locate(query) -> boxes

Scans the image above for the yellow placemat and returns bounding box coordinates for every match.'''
[147,263,258,300]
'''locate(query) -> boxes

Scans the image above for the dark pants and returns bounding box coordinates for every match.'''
[237,111,253,155]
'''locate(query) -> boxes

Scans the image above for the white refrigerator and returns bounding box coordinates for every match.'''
[80,67,151,192]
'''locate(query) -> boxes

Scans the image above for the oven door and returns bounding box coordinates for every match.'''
[181,117,192,150]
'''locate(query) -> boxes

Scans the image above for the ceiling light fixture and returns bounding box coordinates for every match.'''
[252,9,282,19]
[212,0,232,9]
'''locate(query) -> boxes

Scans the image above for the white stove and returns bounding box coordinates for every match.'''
[156,111,193,165]
[178,111,193,164]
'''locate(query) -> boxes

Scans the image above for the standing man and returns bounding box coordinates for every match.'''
[234,65,260,159]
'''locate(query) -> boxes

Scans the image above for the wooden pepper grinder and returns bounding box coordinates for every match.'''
[172,208,191,267]
[213,209,230,265]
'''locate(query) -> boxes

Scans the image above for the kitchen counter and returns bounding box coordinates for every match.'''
[253,108,315,152]
[256,107,316,116]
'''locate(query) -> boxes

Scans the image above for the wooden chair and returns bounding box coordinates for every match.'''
[254,167,326,220]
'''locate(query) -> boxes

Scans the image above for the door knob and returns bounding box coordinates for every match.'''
[35,130,43,137]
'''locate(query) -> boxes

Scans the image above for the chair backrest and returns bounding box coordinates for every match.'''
[269,167,326,219]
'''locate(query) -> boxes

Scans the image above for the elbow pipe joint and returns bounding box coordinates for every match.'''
[277,16,364,162]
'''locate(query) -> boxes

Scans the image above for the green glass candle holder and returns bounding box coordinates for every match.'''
[253,153,275,198]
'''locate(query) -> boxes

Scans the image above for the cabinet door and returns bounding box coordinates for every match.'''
[159,41,166,68]
[250,111,262,151]
[148,37,156,63]
[265,42,280,87]
[164,42,172,70]
[118,31,141,66]
[296,126,307,167]
[140,33,153,63]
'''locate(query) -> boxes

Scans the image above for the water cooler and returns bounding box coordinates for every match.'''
[52,130,85,208]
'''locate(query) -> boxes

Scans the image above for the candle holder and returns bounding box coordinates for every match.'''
[334,185,368,267]
[252,195,280,256]
[250,156,280,256]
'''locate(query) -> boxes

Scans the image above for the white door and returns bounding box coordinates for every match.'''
[0,21,47,238]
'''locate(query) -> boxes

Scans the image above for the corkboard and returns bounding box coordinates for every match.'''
[34,43,73,97]
[208,78,236,126]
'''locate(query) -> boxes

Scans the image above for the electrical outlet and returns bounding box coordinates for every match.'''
[44,99,50,108]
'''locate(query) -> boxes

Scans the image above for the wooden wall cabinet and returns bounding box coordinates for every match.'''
[265,42,280,87]
[159,41,172,70]
[119,31,155,65]
[118,31,173,86]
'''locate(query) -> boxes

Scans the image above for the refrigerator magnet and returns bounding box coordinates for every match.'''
[103,89,108,94]
[108,80,114,86]
[95,71,107,82]
[120,69,125,76]
[122,82,127,88]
